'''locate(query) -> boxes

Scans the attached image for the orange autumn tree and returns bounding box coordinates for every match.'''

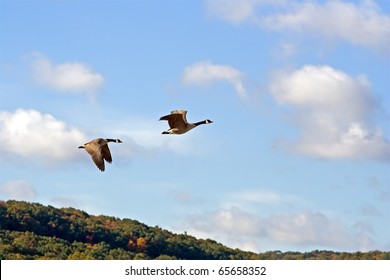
[127,237,147,253]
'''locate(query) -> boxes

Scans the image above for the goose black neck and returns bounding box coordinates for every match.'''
[194,120,207,126]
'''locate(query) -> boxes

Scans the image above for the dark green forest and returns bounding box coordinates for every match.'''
[0,200,388,260]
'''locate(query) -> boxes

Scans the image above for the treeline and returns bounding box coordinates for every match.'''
[0,200,388,260]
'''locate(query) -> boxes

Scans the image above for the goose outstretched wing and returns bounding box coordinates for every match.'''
[101,144,112,163]
[160,110,189,129]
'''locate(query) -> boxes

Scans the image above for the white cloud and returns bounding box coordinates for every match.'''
[269,65,390,161]
[185,207,377,251]
[206,0,390,53]
[50,197,80,209]
[206,0,261,23]
[0,180,37,200]
[221,189,305,212]
[233,190,283,204]
[265,212,351,246]
[31,53,104,93]
[188,207,261,236]
[182,61,246,97]
[277,42,298,58]
[0,108,88,164]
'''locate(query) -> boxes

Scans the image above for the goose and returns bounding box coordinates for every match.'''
[159,110,213,135]
[78,138,122,171]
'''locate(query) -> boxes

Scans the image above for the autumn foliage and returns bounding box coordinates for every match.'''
[0,200,389,260]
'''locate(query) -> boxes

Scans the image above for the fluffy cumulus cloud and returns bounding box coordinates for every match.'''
[206,0,390,53]
[182,61,246,97]
[0,109,88,164]
[269,65,390,161]
[31,53,104,93]
[186,207,377,252]
[0,180,37,200]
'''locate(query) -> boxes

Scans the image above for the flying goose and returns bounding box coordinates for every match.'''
[159,110,213,135]
[78,138,122,171]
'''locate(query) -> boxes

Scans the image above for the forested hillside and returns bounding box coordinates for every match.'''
[0,200,388,260]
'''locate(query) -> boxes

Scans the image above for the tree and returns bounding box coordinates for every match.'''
[1,200,389,260]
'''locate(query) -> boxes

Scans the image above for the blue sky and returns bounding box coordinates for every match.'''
[1,0,389,253]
